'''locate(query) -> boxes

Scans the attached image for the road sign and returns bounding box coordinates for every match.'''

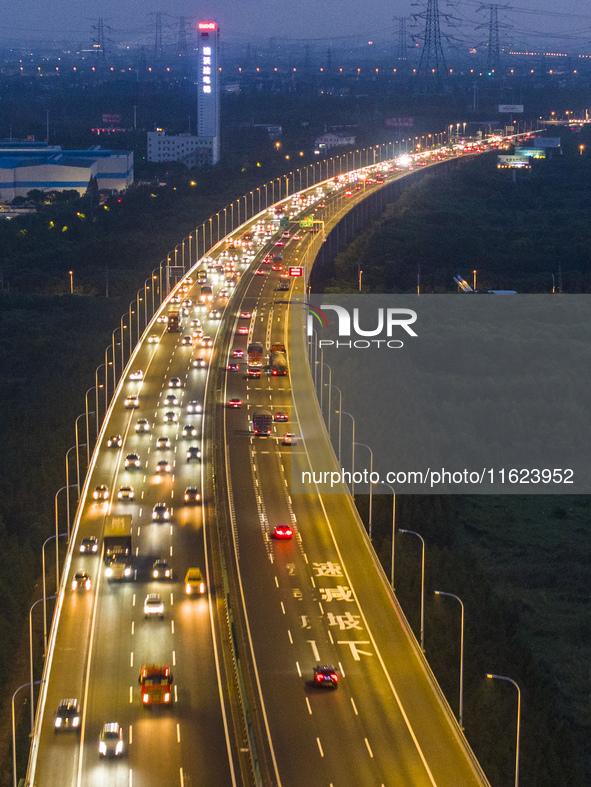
[288,267,303,277]
[299,215,314,228]
[279,216,289,229]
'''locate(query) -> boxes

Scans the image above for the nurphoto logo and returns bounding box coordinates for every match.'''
[306,304,418,349]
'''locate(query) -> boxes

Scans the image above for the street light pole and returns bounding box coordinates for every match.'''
[64,446,78,538]
[331,385,343,463]
[42,535,65,653]
[486,673,521,787]
[339,411,355,494]
[29,597,53,729]
[322,363,332,434]
[374,481,396,587]
[12,681,43,787]
[54,485,74,581]
[435,590,465,728]
[400,529,426,651]
[354,442,373,539]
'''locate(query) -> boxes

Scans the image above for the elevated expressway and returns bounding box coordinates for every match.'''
[27,150,494,787]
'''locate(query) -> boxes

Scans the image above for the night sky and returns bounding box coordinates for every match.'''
[0,0,589,51]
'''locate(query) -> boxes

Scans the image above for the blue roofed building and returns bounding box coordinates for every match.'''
[0,142,133,203]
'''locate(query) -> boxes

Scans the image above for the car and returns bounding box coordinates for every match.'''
[186,445,201,461]
[255,268,266,275]
[190,318,201,328]
[170,294,181,304]
[227,363,240,372]
[278,281,290,291]
[152,558,172,579]
[124,394,139,409]
[71,571,91,591]
[163,411,178,423]
[192,327,204,339]
[117,486,135,500]
[107,434,122,448]
[164,393,179,406]
[239,311,251,319]
[185,567,205,595]
[80,536,98,554]
[124,453,140,469]
[135,418,150,433]
[248,368,261,378]
[232,349,245,357]
[313,665,339,689]
[237,326,249,335]
[201,336,213,347]
[184,487,201,503]
[168,377,182,388]
[218,289,229,299]
[187,400,202,414]
[209,309,221,319]
[152,503,170,522]
[273,524,294,540]
[281,231,290,238]
[274,412,289,422]
[155,436,171,450]
[228,398,242,408]
[129,370,144,381]
[144,594,164,619]
[182,298,193,308]
[282,433,298,445]
[99,722,124,757]
[147,335,160,344]
[192,357,207,368]
[272,264,283,271]
[155,459,171,473]
[275,240,284,248]
[54,699,81,732]
[181,335,193,346]
[92,484,109,501]
[293,234,301,240]
[181,424,197,438]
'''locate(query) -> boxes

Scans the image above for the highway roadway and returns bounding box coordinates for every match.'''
[28,149,498,786]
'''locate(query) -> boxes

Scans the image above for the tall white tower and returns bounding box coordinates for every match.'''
[197,21,220,165]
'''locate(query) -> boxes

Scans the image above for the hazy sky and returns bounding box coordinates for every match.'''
[0,1,590,52]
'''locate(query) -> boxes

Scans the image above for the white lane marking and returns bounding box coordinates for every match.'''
[129,686,133,703]
[177,723,181,743]
[173,650,176,666]
[280,602,286,614]
[174,684,178,702]
[305,697,312,715]
[180,767,184,787]
[130,652,133,667]
[132,594,136,606]
[365,738,374,758]
[170,592,174,605]
[327,630,334,644]
[129,725,133,744]
[296,661,302,677]
[307,640,320,661]
[137,526,141,536]
[274,576,279,588]
[131,621,134,635]
[129,769,132,787]
[318,601,324,615]
[287,630,293,644]
[316,738,324,757]
[351,697,359,715]
[310,576,316,588]
[303,552,308,563]
[339,661,346,677]
[171,620,175,634]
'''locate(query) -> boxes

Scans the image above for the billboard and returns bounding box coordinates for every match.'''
[534,137,561,149]
[515,147,546,159]
[499,104,524,113]
[102,114,121,124]
[385,117,414,127]
[497,155,531,169]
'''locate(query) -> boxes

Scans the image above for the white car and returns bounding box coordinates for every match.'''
[168,377,182,388]
[99,722,124,757]
[163,411,177,423]
[117,486,135,500]
[135,418,150,433]
[282,433,298,446]
[147,335,160,344]
[156,436,171,449]
[187,401,202,414]
[129,370,144,381]
[124,394,139,409]
[144,594,164,619]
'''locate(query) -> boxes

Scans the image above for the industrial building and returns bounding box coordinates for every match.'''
[0,142,133,203]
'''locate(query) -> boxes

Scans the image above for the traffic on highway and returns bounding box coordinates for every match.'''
[26,142,516,786]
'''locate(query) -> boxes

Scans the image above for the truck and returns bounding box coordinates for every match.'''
[167,312,180,332]
[103,515,132,562]
[139,665,173,706]
[253,410,273,436]
[247,342,264,368]
[270,350,288,376]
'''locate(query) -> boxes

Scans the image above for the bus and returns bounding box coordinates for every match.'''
[167,312,181,332]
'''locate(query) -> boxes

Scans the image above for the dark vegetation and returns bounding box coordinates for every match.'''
[322,127,591,785]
